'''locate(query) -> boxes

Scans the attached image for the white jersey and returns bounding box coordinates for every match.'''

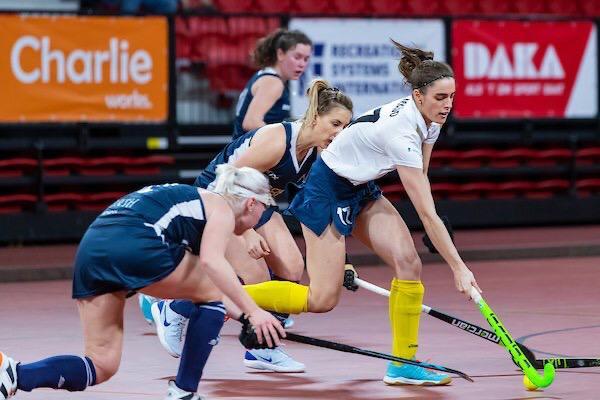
[321,96,441,185]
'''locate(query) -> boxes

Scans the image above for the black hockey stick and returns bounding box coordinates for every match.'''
[285,332,473,382]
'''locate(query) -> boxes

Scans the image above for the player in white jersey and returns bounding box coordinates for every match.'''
[242,41,482,386]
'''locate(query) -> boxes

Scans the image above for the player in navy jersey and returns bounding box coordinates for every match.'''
[239,42,483,387]
[0,165,285,400]
[232,29,312,139]
[150,79,353,372]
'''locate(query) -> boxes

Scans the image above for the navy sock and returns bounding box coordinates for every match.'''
[17,355,96,392]
[175,302,226,393]
[169,300,194,318]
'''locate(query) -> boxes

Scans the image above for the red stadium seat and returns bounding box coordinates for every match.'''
[490,148,537,168]
[79,157,130,176]
[406,0,443,15]
[370,0,404,15]
[42,157,85,176]
[255,0,292,14]
[526,179,570,199]
[579,0,600,16]
[44,193,85,212]
[206,64,255,92]
[291,0,333,15]
[576,178,600,197]
[175,17,192,59]
[451,148,497,169]
[496,181,536,198]
[430,182,461,200]
[479,0,513,15]
[513,0,548,14]
[332,0,370,15]
[429,149,460,168]
[547,0,581,15]
[443,0,478,15]
[78,192,127,212]
[0,194,37,214]
[575,147,600,165]
[188,17,229,62]
[456,182,498,200]
[529,148,572,167]
[124,155,175,176]
[228,17,268,41]
[0,158,37,177]
[213,0,254,14]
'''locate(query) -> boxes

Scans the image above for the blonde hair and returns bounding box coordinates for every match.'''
[212,164,275,209]
[302,78,353,127]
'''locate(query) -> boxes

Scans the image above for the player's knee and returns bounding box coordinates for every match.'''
[393,252,422,278]
[308,289,340,313]
[87,353,120,384]
[282,260,304,282]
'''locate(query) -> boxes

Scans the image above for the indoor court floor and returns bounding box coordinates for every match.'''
[1,254,599,399]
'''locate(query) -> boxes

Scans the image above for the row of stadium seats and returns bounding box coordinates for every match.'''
[3,178,599,214]
[4,148,599,178]
[175,16,281,91]
[383,179,600,201]
[0,192,127,214]
[430,147,600,169]
[196,0,600,17]
[0,156,175,177]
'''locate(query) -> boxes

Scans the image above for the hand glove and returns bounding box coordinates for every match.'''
[343,263,359,292]
[238,314,275,349]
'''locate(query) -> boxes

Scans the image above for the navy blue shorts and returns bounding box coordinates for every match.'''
[194,173,277,229]
[287,158,381,236]
[72,216,188,299]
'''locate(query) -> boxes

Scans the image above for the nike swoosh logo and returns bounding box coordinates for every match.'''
[256,355,272,362]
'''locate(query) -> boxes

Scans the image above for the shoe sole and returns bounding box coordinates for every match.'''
[383,375,452,386]
[243,359,305,373]
[151,303,181,359]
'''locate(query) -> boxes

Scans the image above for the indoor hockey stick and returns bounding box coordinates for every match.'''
[285,332,473,382]
[348,273,537,362]
[470,287,555,388]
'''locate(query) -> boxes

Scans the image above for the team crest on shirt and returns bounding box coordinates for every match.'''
[270,187,284,198]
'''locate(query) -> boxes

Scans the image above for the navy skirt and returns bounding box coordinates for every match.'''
[287,158,381,236]
[72,216,188,299]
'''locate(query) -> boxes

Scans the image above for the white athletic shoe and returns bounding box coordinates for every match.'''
[243,347,305,372]
[151,300,188,358]
[164,380,205,400]
[0,352,17,399]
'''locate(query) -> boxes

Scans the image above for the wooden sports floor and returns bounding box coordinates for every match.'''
[1,227,599,399]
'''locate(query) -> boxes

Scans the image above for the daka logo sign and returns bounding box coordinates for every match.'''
[452,20,597,119]
[0,15,168,122]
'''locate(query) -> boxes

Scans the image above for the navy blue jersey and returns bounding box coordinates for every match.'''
[96,183,207,255]
[232,68,290,139]
[195,121,316,200]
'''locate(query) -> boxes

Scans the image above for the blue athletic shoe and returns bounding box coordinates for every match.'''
[138,294,157,325]
[383,361,451,386]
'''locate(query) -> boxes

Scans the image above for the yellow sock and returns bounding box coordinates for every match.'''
[389,278,424,364]
[244,281,309,314]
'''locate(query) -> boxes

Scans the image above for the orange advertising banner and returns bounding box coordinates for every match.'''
[0,15,168,122]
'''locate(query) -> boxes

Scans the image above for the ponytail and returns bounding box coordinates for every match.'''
[302,79,353,127]
[392,39,453,92]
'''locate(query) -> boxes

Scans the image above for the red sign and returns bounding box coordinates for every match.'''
[452,20,597,118]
